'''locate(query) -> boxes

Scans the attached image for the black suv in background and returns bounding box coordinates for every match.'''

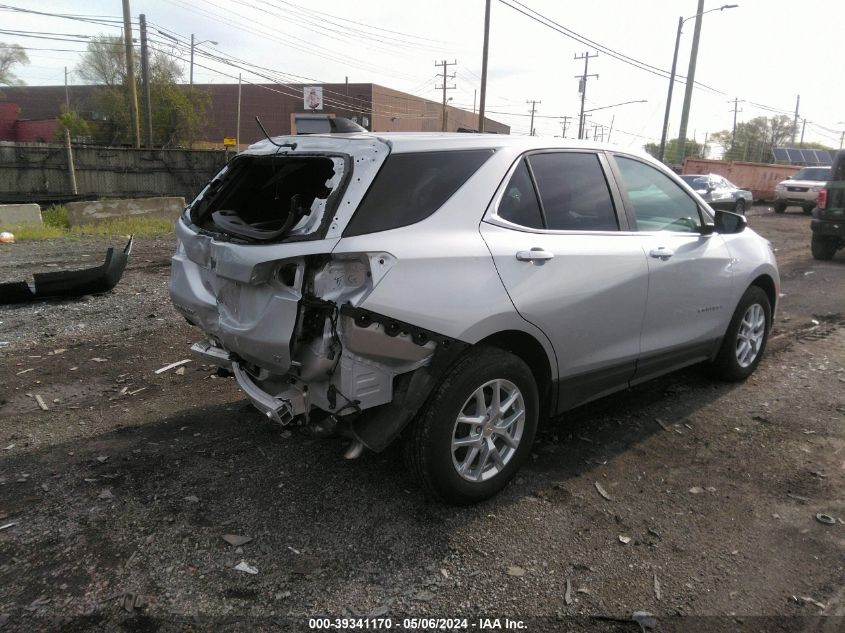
[811,151,845,260]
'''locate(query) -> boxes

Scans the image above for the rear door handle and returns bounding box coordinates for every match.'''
[648,247,675,261]
[516,248,555,263]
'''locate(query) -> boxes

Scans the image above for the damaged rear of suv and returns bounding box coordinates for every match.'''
[171,133,779,505]
[170,134,511,502]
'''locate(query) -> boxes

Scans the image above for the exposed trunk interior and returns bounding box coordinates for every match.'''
[190,155,341,242]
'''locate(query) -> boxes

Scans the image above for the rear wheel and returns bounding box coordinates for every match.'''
[773,201,786,213]
[709,286,771,382]
[734,199,746,215]
[811,235,838,261]
[803,204,815,215]
[405,346,538,505]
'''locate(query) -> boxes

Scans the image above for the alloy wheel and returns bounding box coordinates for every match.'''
[736,303,766,367]
[451,379,526,482]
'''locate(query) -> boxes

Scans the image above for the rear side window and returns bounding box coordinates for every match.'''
[343,149,494,237]
[497,160,544,229]
[528,152,618,231]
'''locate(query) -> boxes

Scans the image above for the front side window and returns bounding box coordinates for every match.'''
[528,152,618,231]
[615,156,702,233]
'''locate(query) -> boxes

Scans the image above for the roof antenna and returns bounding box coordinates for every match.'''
[255,116,297,150]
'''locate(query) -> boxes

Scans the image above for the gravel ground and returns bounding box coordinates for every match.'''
[0,206,843,632]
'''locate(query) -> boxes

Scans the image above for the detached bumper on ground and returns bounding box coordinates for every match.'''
[0,237,133,304]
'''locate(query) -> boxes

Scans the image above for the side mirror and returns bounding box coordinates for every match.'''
[714,209,747,234]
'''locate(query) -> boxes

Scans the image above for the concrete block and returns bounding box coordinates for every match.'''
[0,203,43,228]
[66,197,186,226]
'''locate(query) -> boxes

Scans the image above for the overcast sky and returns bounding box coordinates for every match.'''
[4,0,844,151]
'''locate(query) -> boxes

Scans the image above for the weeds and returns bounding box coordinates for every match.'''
[4,204,174,241]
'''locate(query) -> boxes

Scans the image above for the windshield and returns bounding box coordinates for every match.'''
[792,167,830,181]
[680,175,710,189]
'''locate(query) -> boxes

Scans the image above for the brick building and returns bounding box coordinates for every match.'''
[0,82,508,146]
[0,102,59,142]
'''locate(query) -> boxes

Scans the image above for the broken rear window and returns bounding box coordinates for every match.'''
[343,149,494,237]
[189,154,346,242]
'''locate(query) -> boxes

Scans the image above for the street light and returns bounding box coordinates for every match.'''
[190,34,218,86]
[657,3,738,163]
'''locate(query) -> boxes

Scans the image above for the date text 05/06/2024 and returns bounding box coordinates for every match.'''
[307,617,528,630]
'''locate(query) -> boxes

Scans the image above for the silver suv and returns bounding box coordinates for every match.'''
[169,133,780,504]
[774,166,830,214]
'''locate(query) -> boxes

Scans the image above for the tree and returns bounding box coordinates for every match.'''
[56,109,92,143]
[711,115,797,162]
[644,137,704,163]
[0,42,29,88]
[76,35,207,147]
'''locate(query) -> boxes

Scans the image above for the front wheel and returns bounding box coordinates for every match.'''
[734,199,746,215]
[811,236,838,261]
[709,286,772,382]
[773,201,786,214]
[405,346,539,505]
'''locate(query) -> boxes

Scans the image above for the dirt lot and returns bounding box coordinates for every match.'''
[0,206,843,632]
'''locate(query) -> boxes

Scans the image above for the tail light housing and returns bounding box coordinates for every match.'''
[818,188,828,209]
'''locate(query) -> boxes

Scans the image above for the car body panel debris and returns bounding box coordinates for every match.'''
[221,534,253,547]
[233,561,258,575]
[0,237,132,304]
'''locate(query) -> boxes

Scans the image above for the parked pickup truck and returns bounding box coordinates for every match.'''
[811,151,845,260]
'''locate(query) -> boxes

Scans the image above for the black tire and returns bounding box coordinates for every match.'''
[773,202,786,214]
[803,204,815,216]
[709,286,772,382]
[404,346,539,505]
[734,199,746,215]
[811,236,838,261]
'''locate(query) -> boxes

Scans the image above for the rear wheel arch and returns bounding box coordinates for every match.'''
[476,330,554,417]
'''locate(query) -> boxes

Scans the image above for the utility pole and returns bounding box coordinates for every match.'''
[792,94,800,144]
[236,72,242,151]
[675,0,705,165]
[139,14,153,148]
[658,16,683,162]
[800,118,806,147]
[435,59,456,132]
[64,128,77,195]
[702,131,709,158]
[190,34,194,86]
[121,0,141,148]
[729,97,743,156]
[840,130,844,150]
[64,66,69,110]
[607,114,615,143]
[526,100,541,136]
[574,52,598,140]
[478,0,491,132]
[473,88,477,115]
[560,115,571,138]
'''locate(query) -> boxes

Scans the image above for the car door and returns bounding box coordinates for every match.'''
[479,150,649,411]
[609,154,734,383]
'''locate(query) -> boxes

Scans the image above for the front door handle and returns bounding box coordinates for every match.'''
[649,247,675,261]
[516,248,555,264]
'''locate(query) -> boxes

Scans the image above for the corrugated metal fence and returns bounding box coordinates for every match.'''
[0,142,229,204]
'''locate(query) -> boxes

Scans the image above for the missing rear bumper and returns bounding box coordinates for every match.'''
[0,237,133,304]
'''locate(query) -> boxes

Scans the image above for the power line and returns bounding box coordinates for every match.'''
[496,0,832,131]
